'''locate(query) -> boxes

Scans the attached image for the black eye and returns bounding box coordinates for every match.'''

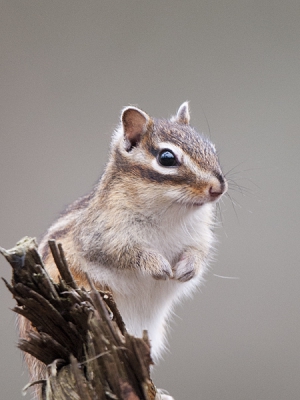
[158,150,178,167]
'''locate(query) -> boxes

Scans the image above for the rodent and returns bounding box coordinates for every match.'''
[19,102,227,397]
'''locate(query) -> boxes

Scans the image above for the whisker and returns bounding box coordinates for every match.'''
[225,165,266,177]
[216,202,224,228]
[213,274,240,280]
[228,182,254,196]
[225,192,240,222]
[224,160,248,177]
[200,105,212,138]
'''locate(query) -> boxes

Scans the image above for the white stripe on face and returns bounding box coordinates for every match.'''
[153,142,212,182]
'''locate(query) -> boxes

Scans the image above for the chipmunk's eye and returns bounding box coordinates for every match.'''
[158,149,178,167]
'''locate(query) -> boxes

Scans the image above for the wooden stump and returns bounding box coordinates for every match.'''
[1,237,157,400]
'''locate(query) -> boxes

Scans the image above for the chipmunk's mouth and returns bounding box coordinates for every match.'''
[191,201,205,207]
[186,194,221,207]
[180,199,206,207]
[176,199,205,208]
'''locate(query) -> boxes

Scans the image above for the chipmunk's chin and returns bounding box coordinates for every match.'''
[186,197,220,207]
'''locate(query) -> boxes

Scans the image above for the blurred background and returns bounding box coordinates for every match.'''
[1,1,299,399]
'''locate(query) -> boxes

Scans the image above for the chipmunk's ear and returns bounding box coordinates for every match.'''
[121,106,151,150]
[175,101,190,125]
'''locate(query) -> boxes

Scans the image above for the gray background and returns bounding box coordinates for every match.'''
[1,1,299,399]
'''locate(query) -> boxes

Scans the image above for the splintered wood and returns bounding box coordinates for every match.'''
[1,237,157,400]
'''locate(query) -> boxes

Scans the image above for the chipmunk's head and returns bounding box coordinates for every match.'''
[112,102,227,208]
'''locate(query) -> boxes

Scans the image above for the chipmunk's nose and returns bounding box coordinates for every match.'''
[209,185,224,198]
[208,175,227,200]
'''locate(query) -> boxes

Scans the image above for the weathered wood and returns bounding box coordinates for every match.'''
[1,237,157,400]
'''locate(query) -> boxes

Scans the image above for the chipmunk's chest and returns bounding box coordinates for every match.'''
[131,205,214,263]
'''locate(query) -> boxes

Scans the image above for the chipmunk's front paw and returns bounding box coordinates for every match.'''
[173,252,197,282]
[139,250,173,280]
[151,254,173,280]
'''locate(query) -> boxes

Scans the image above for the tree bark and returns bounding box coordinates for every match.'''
[1,237,157,400]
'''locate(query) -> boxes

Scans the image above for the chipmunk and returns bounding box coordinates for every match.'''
[19,102,227,399]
